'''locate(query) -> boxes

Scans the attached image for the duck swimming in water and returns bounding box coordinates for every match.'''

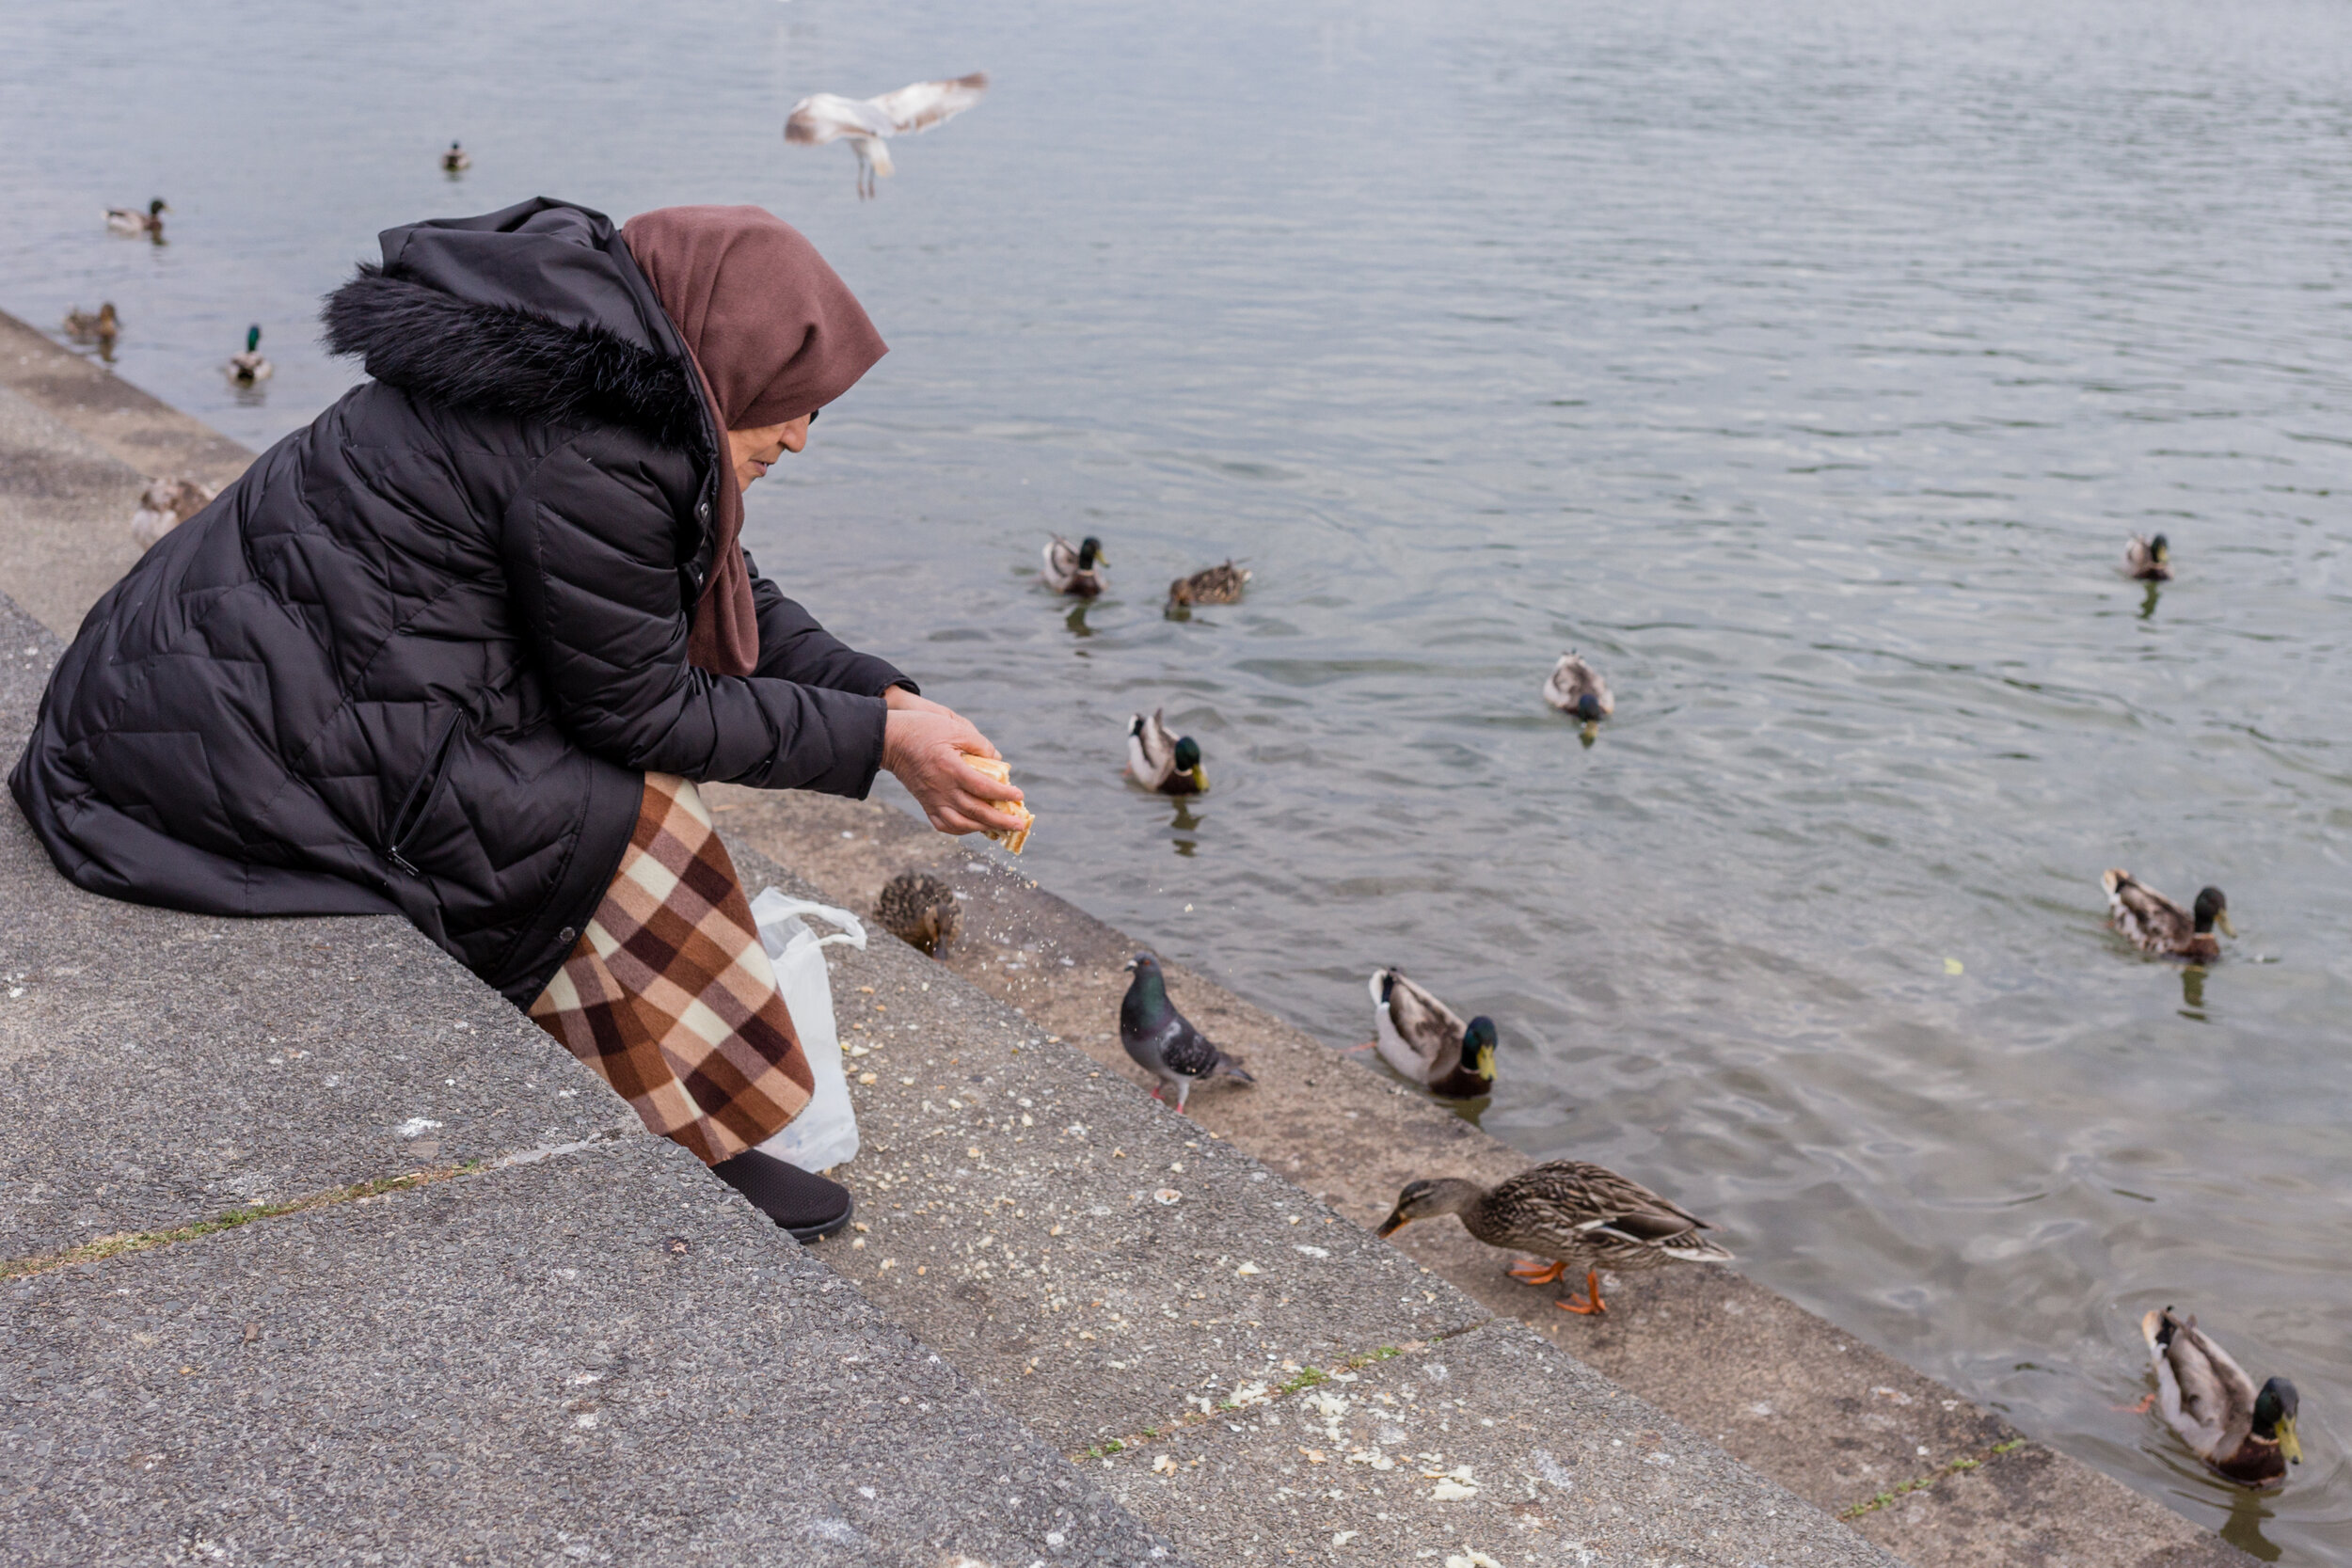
[1361,968,1496,1100]
[1125,708,1206,795]
[441,141,471,173]
[2138,1307,2299,1488]
[63,302,119,343]
[1543,652,1613,724]
[227,325,272,385]
[2122,533,2172,581]
[106,198,167,238]
[1378,1160,1730,1314]
[1124,709,1204,799]
[2103,869,2232,962]
[1168,561,1249,610]
[1042,534,1108,596]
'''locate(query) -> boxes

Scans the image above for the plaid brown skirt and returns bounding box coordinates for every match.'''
[529,773,814,1166]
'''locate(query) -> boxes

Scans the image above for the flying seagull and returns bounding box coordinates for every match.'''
[786,71,989,199]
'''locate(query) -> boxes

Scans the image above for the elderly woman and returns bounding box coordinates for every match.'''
[9,198,1022,1241]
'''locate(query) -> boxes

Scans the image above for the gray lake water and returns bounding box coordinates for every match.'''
[5,0,2349,1554]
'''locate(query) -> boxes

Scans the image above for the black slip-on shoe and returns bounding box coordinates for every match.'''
[709,1148,855,1243]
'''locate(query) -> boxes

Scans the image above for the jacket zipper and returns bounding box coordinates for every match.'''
[386,712,465,876]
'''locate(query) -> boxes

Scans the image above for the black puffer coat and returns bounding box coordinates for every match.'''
[10,198,909,1006]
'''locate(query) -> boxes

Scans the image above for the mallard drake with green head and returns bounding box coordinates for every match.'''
[2139,1307,2299,1488]
[442,141,472,173]
[1126,707,1206,795]
[1168,561,1249,609]
[2123,533,2172,581]
[2103,869,2232,962]
[106,198,167,238]
[1043,534,1108,596]
[874,868,961,956]
[63,302,119,342]
[1377,1159,1729,1314]
[1360,967,1495,1099]
[1543,652,1613,724]
[228,325,273,385]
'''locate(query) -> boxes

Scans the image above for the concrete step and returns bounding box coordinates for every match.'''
[3,1133,1179,1567]
[727,844,1896,1567]
[706,784,2256,1568]
[0,597,1185,1567]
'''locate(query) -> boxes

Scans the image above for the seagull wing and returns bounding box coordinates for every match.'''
[786,93,895,147]
[868,72,989,135]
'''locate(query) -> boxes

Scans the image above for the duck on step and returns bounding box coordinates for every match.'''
[874,868,960,955]
[1378,1159,1729,1314]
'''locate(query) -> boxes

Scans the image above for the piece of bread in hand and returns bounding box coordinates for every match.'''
[965,755,1033,854]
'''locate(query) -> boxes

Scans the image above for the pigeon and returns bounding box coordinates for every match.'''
[1119,953,1254,1113]
[785,71,989,199]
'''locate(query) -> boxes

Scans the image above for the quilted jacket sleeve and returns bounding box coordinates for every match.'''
[503,436,887,796]
[745,552,916,697]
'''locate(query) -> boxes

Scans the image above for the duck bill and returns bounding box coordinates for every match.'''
[2279,1417,2302,1465]
[2217,911,2238,939]
[1375,1210,1410,1239]
[1187,766,1209,793]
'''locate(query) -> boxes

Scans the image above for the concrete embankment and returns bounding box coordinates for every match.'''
[0,595,1180,1567]
[0,308,2249,1566]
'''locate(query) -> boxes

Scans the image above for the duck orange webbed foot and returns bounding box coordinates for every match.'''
[2114,1392,2158,1415]
[1554,1268,1608,1315]
[1507,1258,1565,1286]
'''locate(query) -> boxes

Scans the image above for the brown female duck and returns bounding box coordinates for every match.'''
[1377,1159,1730,1313]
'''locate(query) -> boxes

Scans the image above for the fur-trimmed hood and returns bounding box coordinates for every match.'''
[319,198,711,452]
[323,264,706,450]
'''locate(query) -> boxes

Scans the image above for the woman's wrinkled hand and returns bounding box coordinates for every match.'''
[881,701,1025,836]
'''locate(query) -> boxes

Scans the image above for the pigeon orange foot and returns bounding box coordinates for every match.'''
[1507,1258,1565,1286]
[1554,1268,1608,1315]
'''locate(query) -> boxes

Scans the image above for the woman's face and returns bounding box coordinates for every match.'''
[727,412,814,488]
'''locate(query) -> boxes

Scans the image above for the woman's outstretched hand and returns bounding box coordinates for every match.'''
[881,689,1025,836]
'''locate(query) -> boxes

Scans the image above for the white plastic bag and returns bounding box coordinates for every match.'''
[749,888,868,1172]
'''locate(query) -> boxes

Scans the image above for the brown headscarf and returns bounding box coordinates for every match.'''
[622,206,888,676]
